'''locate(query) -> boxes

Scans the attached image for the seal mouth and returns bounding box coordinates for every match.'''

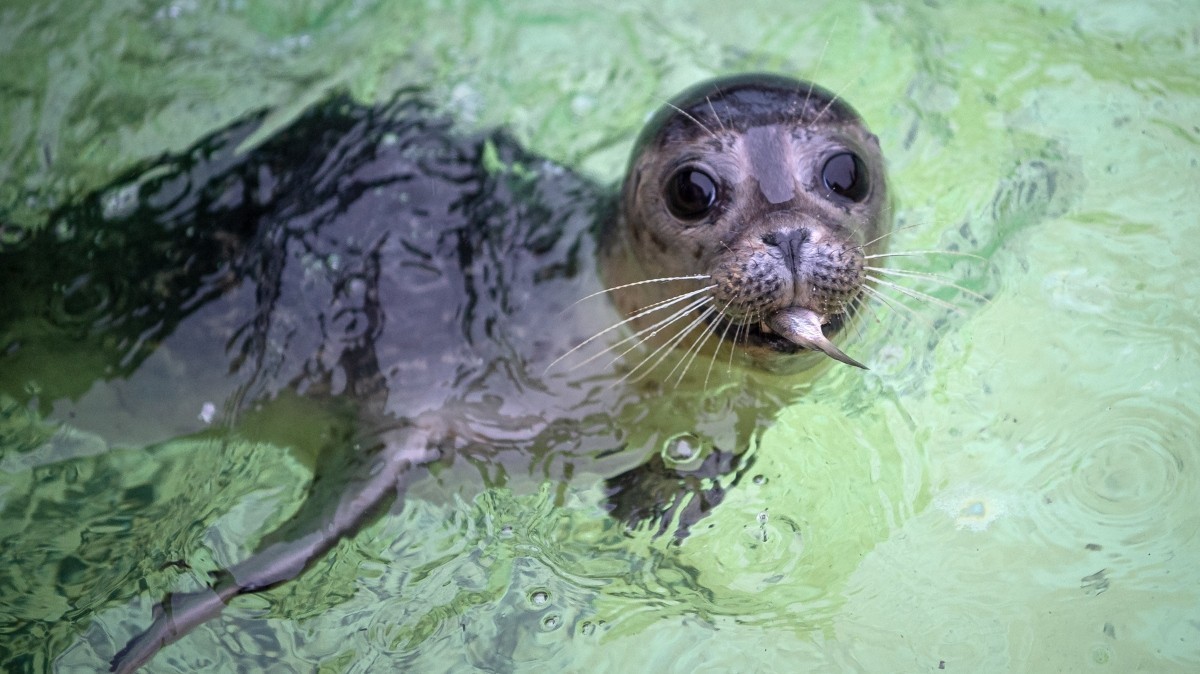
[705,306,866,369]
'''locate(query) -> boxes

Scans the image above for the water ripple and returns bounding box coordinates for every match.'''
[1023,391,1197,563]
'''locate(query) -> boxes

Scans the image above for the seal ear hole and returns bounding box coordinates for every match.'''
[821,152,869,202]
[664,166,718,221]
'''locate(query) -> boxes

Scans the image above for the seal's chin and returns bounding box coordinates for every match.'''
[708,306,867,370]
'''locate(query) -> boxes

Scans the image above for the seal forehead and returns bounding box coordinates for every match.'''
[742,126,794,205]
[632,73,863,155]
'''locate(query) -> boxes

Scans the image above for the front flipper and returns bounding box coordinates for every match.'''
[109,425,443,673]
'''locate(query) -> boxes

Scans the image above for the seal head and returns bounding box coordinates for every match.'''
[602,73,889,373]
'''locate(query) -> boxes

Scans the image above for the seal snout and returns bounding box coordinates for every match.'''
[712,218,865,322]
[763,224,864,314]
[706,216,868,365]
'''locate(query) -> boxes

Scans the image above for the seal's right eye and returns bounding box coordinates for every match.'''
[664,167,718,220]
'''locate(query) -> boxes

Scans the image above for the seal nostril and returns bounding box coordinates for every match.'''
[762,228,809,252]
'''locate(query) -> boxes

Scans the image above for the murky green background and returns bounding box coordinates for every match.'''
[2,0,1197,672]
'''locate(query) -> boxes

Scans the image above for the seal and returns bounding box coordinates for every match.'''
[0,74,890,671]
[600,73,888,374]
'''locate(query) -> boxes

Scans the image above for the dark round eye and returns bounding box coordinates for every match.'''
[821,152,869,202]
[664,167,718,220]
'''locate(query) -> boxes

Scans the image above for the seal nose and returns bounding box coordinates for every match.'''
[756,221,863,316]
[761,228,810,264]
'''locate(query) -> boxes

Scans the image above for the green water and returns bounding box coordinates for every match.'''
[2,0,1198,672]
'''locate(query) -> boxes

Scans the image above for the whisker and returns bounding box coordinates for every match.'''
[865,250,985,262]
[861,285,933,328]
[801,16,838,114]
[728,318,746,372]
[665,101,717,140]
[867,277,962,313]
[864,292,891,327]
[865,266,989,303]
[665,306,719,387]
[859,222,924,250]
[567,274,710,306]
[634,284,717,314]
[812,63,869,125]
[705,95,728,135]
[846,294,867,345]
[599,295,713,371]
[614,303,713,388]
[703,298,738,389]
[855,289,890,331]
[546,285,716,373]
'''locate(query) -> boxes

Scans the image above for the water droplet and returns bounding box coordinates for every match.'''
[528,589,550,607]
[101,184,140,220]
[960,501,986,518]
[665,435,698,462]
[198,402,216,424]
[541,613,561,631]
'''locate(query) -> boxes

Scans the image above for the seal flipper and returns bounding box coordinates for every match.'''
[109,425,444,674]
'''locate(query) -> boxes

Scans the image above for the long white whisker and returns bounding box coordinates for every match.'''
[861,285,932,328]
[867,277,962,313]
[801,16,838,114]
[860,222,924,250]
[865,250,985,261]
[614,302,713,388]
[728,319,746,372]
[681,321,715,388]
[796,14,844,113]
[546,285,716,373]
[863,290,891,327]
[633,284,718,315]
[703,299,738,389]
[864,285,902,333]
[705,95,728,135]
[665,102,717,139]
[567,274,710,306]
[599,295,713,371]
[846,294,867,344]
[865,266,989,303]
[812,63,869,125]
[665,306,719,387]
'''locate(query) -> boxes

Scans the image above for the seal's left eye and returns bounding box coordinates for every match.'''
[821,152,869,202]
[665,167,718,220]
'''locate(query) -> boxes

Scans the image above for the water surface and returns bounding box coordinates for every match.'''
[1,1,1197,672]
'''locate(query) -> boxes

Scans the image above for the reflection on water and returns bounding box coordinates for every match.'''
[2,0,1199,672]
[1023,394,1196,569]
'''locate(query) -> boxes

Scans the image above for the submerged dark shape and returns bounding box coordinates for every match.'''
[0,74,890,672]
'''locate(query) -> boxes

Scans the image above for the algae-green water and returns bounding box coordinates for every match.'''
[2,1,1197,672]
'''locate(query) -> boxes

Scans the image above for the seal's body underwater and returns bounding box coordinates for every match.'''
[0,74,890,671]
